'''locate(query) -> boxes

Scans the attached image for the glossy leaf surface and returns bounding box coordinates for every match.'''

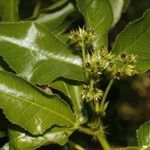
[0,143,9,150]
[113,10,150,72]
[137,121,150,149]
[76,0,113,48]
[109,0,124,27]
[36,2,74,34]
[0,71,75,135]
[0,0,19,21]
[0,22,85,84]
[8,127,73,150]
[51,80,85,124]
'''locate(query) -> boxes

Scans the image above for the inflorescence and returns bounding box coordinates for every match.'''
[69,27,138,104]
[85,47,138,80]
[69,27,95,48]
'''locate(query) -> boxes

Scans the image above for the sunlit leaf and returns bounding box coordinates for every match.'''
[113,9,150,72]
[0,22,85,84]
[0,70,76,135]
[109,0,124,27]
[76,0,113,48]
[0,143,9,150]
[137,121,150,149]
[8,126,73,150]
[36,2,75,34]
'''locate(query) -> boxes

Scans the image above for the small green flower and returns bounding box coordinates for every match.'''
[120,53,138,63]
[85,53,102,76]
[81,85,103,102]
[107,53,138,79]
[99,47,116,61]
[124,64,138,76]
[69,27,95,48]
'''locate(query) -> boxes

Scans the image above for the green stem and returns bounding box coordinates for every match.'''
[89,79,100,112]
[95,100,100,112]
[68,140,86,150]
[31,0,68,19]
[42,0,68,12]
[96,121,111,150]
[77,126,93,136]
[100,79,114,112]
[32,0,41,18]
[81,39,88,79]
[89,79,94,89]
[78,126,111,150]
[96,133,111,150]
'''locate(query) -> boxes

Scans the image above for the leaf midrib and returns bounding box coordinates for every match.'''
[0,89,74,125]
[63,82,72,99]
[115,25,150,53]
[0,35,80,66]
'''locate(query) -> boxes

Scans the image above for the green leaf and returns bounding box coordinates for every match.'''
[0,56,15,73]
[36,2,75,34]
[51,79,86,124]
[0,0,19,21]
[109,0,124,27]
[8,126,73,150]
[0,143,9,150]
[123,0,131,12]
[112,9,150,72]
[0,70,76,135]
[41,0,68,12]
[76,0,113,48]
[137,121,150,149]
[0,64,4,71]
[0,131,7,138]
[145,147,150,150]
[0,22,85,84]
